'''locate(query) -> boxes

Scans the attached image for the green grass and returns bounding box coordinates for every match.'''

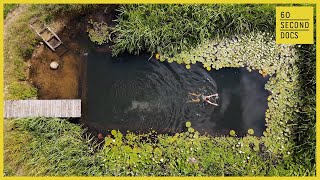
[4,4,18,18]
[4,118,105,176]
[111,4,276,56]
[293,44,316,172]
[4,5,42,99]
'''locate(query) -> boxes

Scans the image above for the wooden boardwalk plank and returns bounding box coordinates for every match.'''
[4,100,81,118]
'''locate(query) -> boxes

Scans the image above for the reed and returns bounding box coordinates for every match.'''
[111,4,276,56]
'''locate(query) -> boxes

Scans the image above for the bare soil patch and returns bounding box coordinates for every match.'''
[28,21,85,99]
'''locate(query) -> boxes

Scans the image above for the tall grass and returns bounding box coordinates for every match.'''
[112,4,276,56]
[4,118,105,176]
[293,44,316,173]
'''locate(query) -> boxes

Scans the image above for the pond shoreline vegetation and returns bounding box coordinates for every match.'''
[4,4,316,176]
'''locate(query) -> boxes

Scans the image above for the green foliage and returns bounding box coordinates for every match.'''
[102,128,282,176]
[4,5,41,99]
[292,44,316,172]
[111,129,117,136]
[5,117,314,176]
[112,4,275,56]
[7,82,37,100]
[87,20,110,45]
[4,118,105,176]
[185,121,191,128]
[248,129,254,135]
[229,130,236,137]
[4,4,315,176]
[166,32,314,174]
[31,4,95,16]
[4,4,18,18]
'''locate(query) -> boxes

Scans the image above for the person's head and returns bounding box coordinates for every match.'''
[206,97,209,100]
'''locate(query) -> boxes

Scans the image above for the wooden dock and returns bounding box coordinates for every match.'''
[4,100,81,118]
[29,18,67,55]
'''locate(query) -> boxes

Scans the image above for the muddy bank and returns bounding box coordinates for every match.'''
[27,5,117,100]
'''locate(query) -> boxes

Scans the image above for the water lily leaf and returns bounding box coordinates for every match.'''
[229,130,236,137]
[186,121,191,128]
[111,129,117,136]
[248,129,254,135]
[188,127,194,133]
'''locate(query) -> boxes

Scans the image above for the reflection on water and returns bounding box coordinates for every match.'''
[86,52,269,136]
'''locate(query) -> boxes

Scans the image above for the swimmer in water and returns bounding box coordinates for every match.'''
[189,92,219,106]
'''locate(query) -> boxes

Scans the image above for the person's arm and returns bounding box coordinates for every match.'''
[206,100,218,106]
[190,92,200,97]
[208,93,219,98]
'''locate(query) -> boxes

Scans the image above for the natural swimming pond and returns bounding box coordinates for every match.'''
[84,51,269,137]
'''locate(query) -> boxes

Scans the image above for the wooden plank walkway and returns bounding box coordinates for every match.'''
[4,100,81,118]
[29,18,66,53]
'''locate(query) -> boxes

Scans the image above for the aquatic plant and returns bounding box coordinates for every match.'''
[164,31,307,172]
[87,20,110,45]
[229,130,236,137]
[4,116,312,176]
[185,121,191,128]
[247,129,254,135]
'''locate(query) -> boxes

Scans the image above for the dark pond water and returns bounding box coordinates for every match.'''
[85,52,269,137]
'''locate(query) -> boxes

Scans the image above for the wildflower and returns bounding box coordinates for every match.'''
[188,157,198,164]
[155,53,160,60]
[160,158,164,162]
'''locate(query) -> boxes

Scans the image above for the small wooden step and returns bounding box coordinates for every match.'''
[29,18,64,52]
